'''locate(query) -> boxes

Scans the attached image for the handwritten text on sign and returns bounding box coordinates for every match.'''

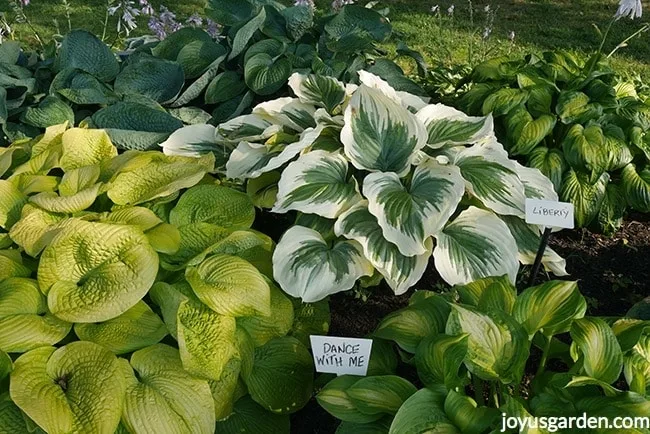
[525,199,575,229]
[310,335,373,376]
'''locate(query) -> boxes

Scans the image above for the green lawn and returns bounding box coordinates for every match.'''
[2,0,650,79]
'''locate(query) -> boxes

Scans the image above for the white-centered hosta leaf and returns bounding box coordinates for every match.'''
[363,160,464,256]
[356,70,401,104]
[252,97,317,132]
[453,144,526,217]
[0,180,27,231]
[170,184,255,228]
[501,215,567,277]
[9,341,125,434]
[514,162,558,201]
[225,126,322,180]
[334,202,432,294]
[59,128,117,171]
[433,206,519,286]
[341,84,427,175]
[288,72,346,114]
[38,219,159,323]
[272,150,362,219]
[185,253,271,317]
[416,104,494,148]
[120,344,215,434]
[74,301,167,354]
[0,278,71,353]
[272,226,373,302]
[177,299,239,380]
[160,124,219,158]
[217,114,276,144]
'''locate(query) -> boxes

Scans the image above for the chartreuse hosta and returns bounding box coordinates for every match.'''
[0,123,328,433]
[315,277,650,433]
[219,71,568,302]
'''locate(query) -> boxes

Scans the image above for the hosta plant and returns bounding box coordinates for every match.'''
[0,123,327,433]
[219,71,567,302]
[317,277,650,433]
[456,51,650,234]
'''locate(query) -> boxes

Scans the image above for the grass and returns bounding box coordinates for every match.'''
[1,0,650,79]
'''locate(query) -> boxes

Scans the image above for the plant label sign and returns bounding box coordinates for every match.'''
[310,335,373,376]
[525,199,575,229]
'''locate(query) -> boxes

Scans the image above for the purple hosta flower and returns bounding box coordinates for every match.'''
[148,15,166,39]
[185,13,203,27]
[159,5,176,23]
[206,18,222,39]
[615,0,643,19]
[509,30,515,41]
[447,4,455,16]
[431,5,440,13]
[331,0,354,11]
[108,1,140,35]
[139,0,154,16]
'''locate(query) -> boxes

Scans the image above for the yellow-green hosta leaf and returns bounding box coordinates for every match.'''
[160,223,232,270]
[38,219,159,323]
[186,253,271,317]
[501,396,549,434]
[317,375,384,423]
[556,90,600,124]
[170,184,255,229]
[273,150,361,219]
[252,97,317,132]
[562,124,608,183]
[57,164,100,195]
[446,304,529,384]
[288,72,346,114]
[560,169,608,227]
[0,250,31,280]
[272,226,373,303]
[107,151,215,205]
[120,344,215,434]
[0,278,70,352]
[247,170,280,208]
[7,174,59,195]
[0,351,10,381]
[100,206,162,230]
[341,85,427,176]
[346,375,417,416]
[0,233,12,249]
[8,204,66,257]
[11,123,66,177]
[415,333,469,390]
[209,356,242,421]
[513,280,586,338]
[416,104,493,148]
[444,390,500,433]
[389,386,458,434]
[29,183,101,213]
[364,160,465,256]
[9,342,125,434]
[177,299,239,380]
[144,222,181,254]
[214,395,290,433]
[226,126,321,180]
[570,317,623,384]
[237,280,294,347]
[598,183,626,235]
[149,281,200,339]
[74,301,167,354]
[245,337,313,414]
[206,229,274,277]
[506,109,555,156]
[433,207,519,286]
[528,146,566,194]
[59,128,117,171]
[622,163,650,213]
[0,181,27,230]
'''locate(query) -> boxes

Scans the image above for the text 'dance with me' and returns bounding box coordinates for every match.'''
[309,335,373,376]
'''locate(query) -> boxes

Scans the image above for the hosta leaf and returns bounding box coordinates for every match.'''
[59,128,117,171]
[515,162,558,202]
[55,70,112,105]
[0,392,31,434]
[247,170,280,208]
[433,207,519,286]
[335,202,432,294]
[446,304,529,384]
[10,342,125,434]
[214,396,290,433]
[272,225,372,302]
[0,250,31,280]
[444,390,500,434]
[562,124,608,182]
[273,150,362,219]
[245,337,313,414]
[55,30,119,82]
[149,281,198,338]
[238,281,294,347]
[416,104,493,148]
[160,124,220,158]
[289,299,331,348]
[598,182,626,235]
[218,114,275,143]
[509,112,556,156]
[556,91,600,124]
[170,184,255,228]
[205,71,247,104]
[37,219,159,323]
[389,386,458,434]
[341,85,426,175]
[513,281,586,338]
[415,333,469,389]
[208,355,242,420]
[317,376,383,423]
[347,375,417,415]
[177,299,239,380]
[570,317,623,384]
[336,417,393,434]
[10,203,62,255]
[107,151,214,205]
[501,396,549,434]
[160,223,231,269]
[120,344,215,434]
[29,183,101,214]
[559,169,608,227]
[21,96,74,128]
[114,57,184,103]
[0,278,71,353]
[622,163,650,213]
[482,88,528,117]
[185,253,271,317]
[288,72,346,114]
[453,145,526,217]
[364,160,464,256]
[252,97,317,132]
[0,180,27,230]
[245,53,292,96]
[73,301,167,354]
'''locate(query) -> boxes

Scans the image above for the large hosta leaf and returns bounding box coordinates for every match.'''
[120,344,215,434]
[252,97,316,132]
[562,124,608,183]
[341,85,426,175]
[160,124,219,158]
[214,396,290,434]
[170,184,255,229]
[0,278,71,353]
[622,163,650,213]
[37,219,159,322]
[288,72,346,114]
[446,304,529,384]
[346,375,417,415]
[528,146,567,193]
[559,169,608,227]
[514,162,558,202]
[0,180,27,230]
[9,205,63,257]
[0,250,31,280]
[335,202,432,294]
[10,342,125,434]
[389,386,458,434]
[73,301,166,354]
[444,390,500,433]
[59,128,117,171]
[272,226,373,302]
[364,160,464,256]
[55,30,119,82]
[570,317,623,384]
[238,282,294,347]
[114,57,184,103]
[245,53,292,96]
[433,207,519,286]
[416,104,493,148]
[415,333,469,390]
[273,150,361,219]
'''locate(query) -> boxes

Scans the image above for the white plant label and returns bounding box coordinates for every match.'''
[309,335,373,376]
[525,198,575,229]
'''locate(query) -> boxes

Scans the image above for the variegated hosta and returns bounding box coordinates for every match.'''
[224,71,568,302]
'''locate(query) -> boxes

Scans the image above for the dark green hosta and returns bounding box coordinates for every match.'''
[0,123,328,433]
[455,51,650,234]
[317,277,650,433]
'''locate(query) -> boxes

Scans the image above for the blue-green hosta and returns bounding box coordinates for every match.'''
[317,278,650,433]
[0,123,327,433]
[217,71,567,302]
